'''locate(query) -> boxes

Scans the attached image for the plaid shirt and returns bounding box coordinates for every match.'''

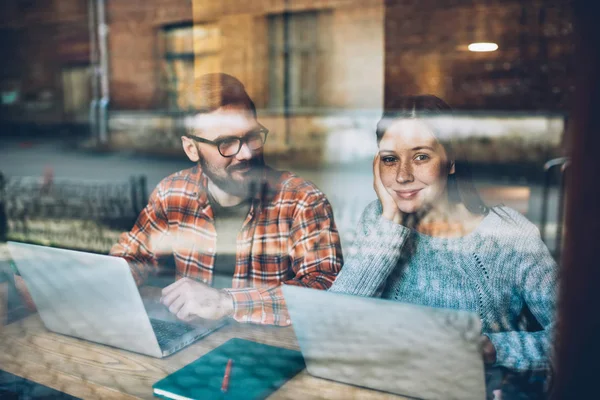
[110,165,343,326]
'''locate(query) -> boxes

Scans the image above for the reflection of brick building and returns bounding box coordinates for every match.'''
[108,0,386,161]
[110,0,384,113]
[385,0,574,111]
[0,0,574,161]
[0,1,90,125]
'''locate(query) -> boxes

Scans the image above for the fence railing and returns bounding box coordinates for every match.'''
[0,171,148,254]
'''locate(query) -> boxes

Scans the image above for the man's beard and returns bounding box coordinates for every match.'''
[199,154,266,198]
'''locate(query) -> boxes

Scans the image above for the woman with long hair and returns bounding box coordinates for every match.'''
[330,95,557,398]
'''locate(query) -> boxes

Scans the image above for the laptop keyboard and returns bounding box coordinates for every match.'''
[150,319,198,349]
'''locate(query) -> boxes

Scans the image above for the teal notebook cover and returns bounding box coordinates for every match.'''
[153,338,305,400]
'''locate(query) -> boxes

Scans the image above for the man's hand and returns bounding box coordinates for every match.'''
[160,277,234,322]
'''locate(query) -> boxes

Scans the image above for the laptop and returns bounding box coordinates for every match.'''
[7,241,226,358]
[282,285,486,400]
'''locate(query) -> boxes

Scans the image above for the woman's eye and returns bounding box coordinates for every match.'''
[381,156,397,164]
[414,154,430,162]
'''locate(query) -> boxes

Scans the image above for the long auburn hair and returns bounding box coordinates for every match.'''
[375,95,489,216]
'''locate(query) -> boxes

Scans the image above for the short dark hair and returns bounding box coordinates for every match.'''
[375,95,488,215]
[191,73,257,117]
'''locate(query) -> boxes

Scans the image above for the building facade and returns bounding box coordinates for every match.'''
[0,0,573,165]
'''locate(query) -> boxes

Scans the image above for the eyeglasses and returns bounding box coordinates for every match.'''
[186,127,269,157]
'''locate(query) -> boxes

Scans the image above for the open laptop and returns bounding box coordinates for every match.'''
[282,285,486,400]
[7,241,226,358]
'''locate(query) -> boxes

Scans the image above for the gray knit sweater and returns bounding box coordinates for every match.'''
[330,200,557,372]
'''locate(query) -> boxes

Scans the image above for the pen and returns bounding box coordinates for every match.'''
[221,358,233,393]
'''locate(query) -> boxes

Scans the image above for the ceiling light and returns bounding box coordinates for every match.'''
[468,42,499,52]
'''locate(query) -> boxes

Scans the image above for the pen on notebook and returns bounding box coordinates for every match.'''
[221,358,233,393]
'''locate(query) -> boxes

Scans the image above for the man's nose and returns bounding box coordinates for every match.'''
[235,141,253,161]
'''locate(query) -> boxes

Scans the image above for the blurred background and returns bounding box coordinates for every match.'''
[0,0,574,319]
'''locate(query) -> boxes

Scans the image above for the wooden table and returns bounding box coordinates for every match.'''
[0,312,405,399]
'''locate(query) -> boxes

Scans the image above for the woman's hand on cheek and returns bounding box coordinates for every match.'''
[374,154,403,224]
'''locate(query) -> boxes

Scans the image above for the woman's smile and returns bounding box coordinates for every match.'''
[394,189,422,199]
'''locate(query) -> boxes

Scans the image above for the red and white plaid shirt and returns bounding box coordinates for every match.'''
[110,165,343,326]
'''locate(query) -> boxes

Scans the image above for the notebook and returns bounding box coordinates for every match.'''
[153,338,305,400]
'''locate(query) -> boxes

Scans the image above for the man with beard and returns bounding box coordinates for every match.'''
[110,73,343,326]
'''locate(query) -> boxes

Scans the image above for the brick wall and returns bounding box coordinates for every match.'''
[107,0,193,109]
[105,0,384,110]
[0,0,89,124]
[0,0,573,166]
[384,0,574,110]
[102,0,386,164]
[98,0,575,112]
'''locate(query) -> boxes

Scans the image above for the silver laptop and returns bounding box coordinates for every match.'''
[282,285,486,400]
[7,241,226,358]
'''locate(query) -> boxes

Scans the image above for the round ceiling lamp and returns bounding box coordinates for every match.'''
[468,42,499,52]
[465,0,499,53]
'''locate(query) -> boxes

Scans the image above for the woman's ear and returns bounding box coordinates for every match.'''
[449,160,456,175]
[181,136,200,162]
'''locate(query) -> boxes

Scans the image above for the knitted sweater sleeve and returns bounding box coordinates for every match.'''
[486,213,558,371]
[329,200,411,297]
